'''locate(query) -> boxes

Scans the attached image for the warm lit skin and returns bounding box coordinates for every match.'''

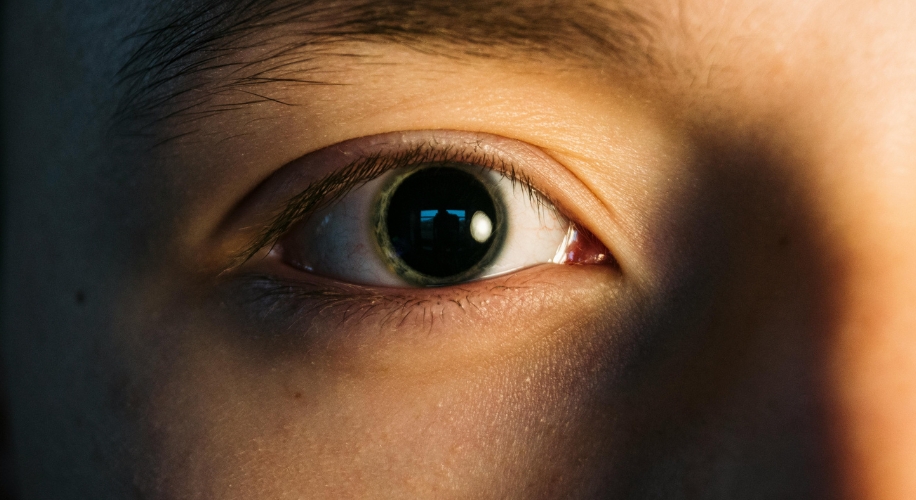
[3,0,916,498]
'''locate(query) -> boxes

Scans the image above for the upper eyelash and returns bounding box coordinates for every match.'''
[231,138,560,268]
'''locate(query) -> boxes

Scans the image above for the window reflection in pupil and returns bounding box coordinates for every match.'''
[385,167,499,279]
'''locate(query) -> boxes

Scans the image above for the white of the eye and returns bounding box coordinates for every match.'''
[477,170,569,279]
[287,174,406,287]
[470,211,493,243]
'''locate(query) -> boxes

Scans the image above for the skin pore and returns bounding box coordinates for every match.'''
[3,0,916,498]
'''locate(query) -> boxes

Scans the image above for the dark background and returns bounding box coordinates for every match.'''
[1,0,19,496]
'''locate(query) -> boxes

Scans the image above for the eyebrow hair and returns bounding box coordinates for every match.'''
[115,0,656,132]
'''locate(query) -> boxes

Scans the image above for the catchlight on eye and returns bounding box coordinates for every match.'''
[375,166,506,286]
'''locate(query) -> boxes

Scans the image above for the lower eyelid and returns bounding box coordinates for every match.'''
[223,261,620,372]
[233,268,539,325]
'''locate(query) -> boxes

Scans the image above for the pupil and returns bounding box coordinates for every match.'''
[383,167,501,281]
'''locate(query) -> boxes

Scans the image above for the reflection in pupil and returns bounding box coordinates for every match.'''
[385,167,499,279]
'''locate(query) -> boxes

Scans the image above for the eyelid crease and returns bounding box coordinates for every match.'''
[230,138,561,269]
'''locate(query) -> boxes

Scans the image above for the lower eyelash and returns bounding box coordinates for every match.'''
[230,272,538,333]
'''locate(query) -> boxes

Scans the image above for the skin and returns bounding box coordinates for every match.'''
[2,0,916,498]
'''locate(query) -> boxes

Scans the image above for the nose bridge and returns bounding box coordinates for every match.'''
[827,183,916,500]
[805,103,916,498]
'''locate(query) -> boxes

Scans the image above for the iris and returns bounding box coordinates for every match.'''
[377,166,504,285]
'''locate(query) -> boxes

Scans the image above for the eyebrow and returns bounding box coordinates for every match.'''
[115,0,656,132]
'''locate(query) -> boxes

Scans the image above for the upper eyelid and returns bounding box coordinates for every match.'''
[228,133,563,269]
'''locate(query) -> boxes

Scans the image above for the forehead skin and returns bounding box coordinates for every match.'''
[3,0,916,499]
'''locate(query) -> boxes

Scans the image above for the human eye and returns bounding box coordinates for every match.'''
[231,130,614,291]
